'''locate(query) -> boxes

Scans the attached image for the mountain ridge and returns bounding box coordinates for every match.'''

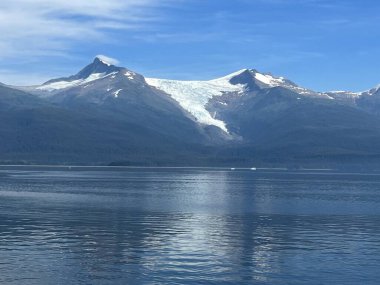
[1,56,380,167]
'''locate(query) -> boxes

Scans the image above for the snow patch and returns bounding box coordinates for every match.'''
[254,73,285,86]
[325,90,361,98]
[125,71,136,80]
[250,70,322,97]
[113,89,122,98]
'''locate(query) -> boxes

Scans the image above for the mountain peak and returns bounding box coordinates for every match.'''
[93,56,112,66]
[94,55,119,67]
[41,57,123,86]
[70,57,123,81]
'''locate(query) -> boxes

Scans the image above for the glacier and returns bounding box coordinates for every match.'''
[145,71,247,133]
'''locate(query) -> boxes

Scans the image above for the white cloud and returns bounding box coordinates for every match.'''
[0,0,170,59]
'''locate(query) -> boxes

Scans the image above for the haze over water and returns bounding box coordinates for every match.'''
[0,167,379,284]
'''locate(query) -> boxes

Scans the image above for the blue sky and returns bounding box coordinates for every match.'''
[0,0,379,91]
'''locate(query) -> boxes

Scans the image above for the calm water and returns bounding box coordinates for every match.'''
[0,167,380,284]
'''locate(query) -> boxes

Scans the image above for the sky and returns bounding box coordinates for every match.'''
[0,0,379,92]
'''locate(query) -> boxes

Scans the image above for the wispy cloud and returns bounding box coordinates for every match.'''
[0,0,171,59]
[246,0,345,8]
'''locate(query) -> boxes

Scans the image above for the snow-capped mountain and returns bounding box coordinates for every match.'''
[23,59,337,134]
[146,68,334,133]
[20,56,142,99]
[19,57,376,132]
[3,56,380,166]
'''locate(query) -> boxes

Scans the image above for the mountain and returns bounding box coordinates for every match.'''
[1,58,224,165]
[146,69,380,167]
[2,56,380,167]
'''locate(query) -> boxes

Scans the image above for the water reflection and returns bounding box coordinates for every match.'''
[0,168,380,284]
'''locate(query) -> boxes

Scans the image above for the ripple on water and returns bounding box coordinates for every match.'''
[0,168,380,284]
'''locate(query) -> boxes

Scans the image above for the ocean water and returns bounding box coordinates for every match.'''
[0,167,379,284]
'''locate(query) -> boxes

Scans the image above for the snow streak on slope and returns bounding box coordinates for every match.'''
[36,72,118,92]
[113,89,122,98]
[146,73,246,133]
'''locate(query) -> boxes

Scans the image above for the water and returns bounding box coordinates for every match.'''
[0,167,380,284]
